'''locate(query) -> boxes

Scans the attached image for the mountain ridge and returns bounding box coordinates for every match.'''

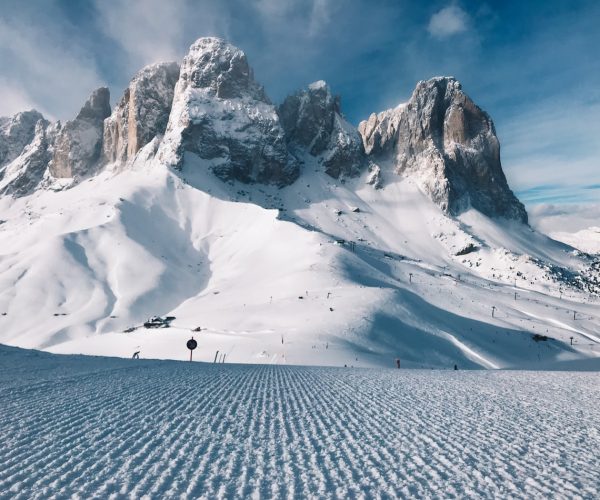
[1,37,524,223]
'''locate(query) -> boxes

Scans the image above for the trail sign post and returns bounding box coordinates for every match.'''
[187,337,198,362]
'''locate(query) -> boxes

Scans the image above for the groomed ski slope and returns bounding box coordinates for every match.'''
[1,345,599,499]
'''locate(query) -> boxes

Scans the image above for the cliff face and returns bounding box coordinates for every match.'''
[49,87,111,179]
[157,37,299,186]
[103,62,180,165]
[359,77,527,223]
[278,80,365,179]
[0,111,46,168]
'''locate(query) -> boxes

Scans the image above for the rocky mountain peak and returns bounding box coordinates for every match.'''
[49,87,111,179]
[0,119,60,196]
[157,37,298,186]
[182,37,267,101]
[278,80,364,179]
[359,76,528,223]
[0,110,46,167]
[103,62,179,165]
[279,80,339,156]
[75,87,111,125]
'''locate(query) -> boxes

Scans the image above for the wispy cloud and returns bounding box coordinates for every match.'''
[529,202,600,234]
[427,5,469,38]
[0,79,37,116]
[499,98,600,193]
[308,0,332,37]
[0,11,103,120]
[94,0,187,66]
[92,0,236,84]
[517,184,600,205]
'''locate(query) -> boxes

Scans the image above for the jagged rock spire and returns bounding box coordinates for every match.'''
[278,80,365,179]
[49,87,111,179]
[359,77,527,223]
[103,62,180,165]
[158,37,299,186]
[0,110,46,168]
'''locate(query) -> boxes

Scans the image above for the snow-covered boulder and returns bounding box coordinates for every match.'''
[158,37,298,186]
[278,80,365,179]
[103,62,179,165]
[49,87,111,179]
[359,77,527,223]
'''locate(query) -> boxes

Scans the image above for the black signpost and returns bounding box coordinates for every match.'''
[187,337,198,362]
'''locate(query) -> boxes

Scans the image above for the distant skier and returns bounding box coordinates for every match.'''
[454,364,458,370]
[132,351,140,359]
[395,358,400,369]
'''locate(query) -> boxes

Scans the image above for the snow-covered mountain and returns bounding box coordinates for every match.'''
[0,37,598,369]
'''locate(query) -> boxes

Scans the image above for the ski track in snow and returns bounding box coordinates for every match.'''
[1,347,599,499]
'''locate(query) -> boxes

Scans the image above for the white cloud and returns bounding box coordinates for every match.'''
[254,0,295,19]
[308,0,332,37]
[253,0,332,38]
[93,0,232,82]
[95,0,188,68]
[529,202,600,234]
[499,99,600,192]
[0,79,38,117]
[427,5,469,38]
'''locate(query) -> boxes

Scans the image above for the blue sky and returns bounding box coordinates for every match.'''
[0,0,598,206]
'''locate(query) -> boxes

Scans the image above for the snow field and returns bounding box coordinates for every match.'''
[0,162,599,369]
[1,346,599,498]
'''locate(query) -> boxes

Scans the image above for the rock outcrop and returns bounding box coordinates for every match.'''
[278,81,364,179]
[103,62,179,165]
[0,110,46,170]
[359,77,527,223]
[49,87,110,178]
[0,121,61,196]
[158,37,298,186]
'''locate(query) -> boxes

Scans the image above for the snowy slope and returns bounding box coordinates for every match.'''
[1,345,599,498]
[0,153,598,369]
